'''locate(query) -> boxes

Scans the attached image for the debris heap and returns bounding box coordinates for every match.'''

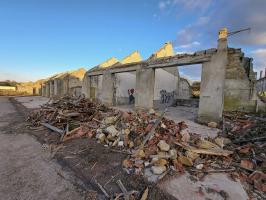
[27,96,266,199]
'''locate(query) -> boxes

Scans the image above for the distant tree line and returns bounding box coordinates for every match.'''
[0,80,18,87]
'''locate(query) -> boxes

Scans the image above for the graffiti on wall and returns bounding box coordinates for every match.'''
[160,90,176,104]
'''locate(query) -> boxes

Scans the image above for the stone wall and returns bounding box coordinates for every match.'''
[224,48,257,111]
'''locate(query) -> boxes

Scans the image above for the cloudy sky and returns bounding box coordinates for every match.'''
[0,0,265,81]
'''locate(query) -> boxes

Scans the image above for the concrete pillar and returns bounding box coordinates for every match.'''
[63,78,69,95]
[45,82,50,98]
[54,79,58,96]
[81,74,91,98]
[135,67,155,109]
[198,38,228,123]
[101,72,115,105]
[50,81,54,97]
[41,85,46,97]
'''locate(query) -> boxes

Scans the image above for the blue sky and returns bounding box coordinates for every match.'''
[0,0,266,82]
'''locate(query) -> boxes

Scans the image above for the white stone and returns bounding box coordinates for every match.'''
[169,149,177,160]
[161,123,166,129]
[106,125,118,137]
[196,164,204,170]
[149,108,155,114]
[157,140,170,152]
[118,141,124,147]
[98,133,106,143]
[151,166,167,175]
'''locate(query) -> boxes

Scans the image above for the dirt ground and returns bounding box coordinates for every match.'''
[0,97,175,200]
[0,96,251,200]
[0,97,91,200]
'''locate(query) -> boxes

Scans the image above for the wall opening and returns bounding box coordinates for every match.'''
[114,71,136,107]
[153,64,202,121]
[153,67,179,108]
[177,64,202,108]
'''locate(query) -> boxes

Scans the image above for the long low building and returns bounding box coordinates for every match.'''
[41,68,86,98]
[0,86,16,91]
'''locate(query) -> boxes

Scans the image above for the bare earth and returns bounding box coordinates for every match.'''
[0,97,86,200]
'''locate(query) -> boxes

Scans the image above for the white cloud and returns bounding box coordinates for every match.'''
[158,1,166,10]
[161,0,266,47]
[172,0,213,11]
[251,48,266,73]
[252,49,266,57]
[204,0,266,46]
[173,25,202,50]
[178,41,200,49]
[159,0,213,13]
[195,16,210,26]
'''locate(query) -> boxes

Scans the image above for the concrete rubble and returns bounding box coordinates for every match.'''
[26,96,266,199]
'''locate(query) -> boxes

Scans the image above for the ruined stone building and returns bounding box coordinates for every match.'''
[81,36,265,123]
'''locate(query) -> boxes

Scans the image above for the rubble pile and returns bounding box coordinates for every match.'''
[27,96,266,199]
[223,112,266,196]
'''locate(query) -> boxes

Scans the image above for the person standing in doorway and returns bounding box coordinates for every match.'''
[128,88,135,104]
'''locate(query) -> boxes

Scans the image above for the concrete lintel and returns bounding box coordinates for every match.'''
[87,64,141,76]
[147,55,211,69]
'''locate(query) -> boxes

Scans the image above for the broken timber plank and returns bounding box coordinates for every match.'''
[175,142,233,157]
[40,122,65,135]
[140,108,167,148]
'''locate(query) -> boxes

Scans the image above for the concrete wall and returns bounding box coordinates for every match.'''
[68,77,83,97]
[69,77,82,89]
[90,75,103,100]
[54,79,64,97]
[81,74,91,98]
[154,68,178,101]
[178,78,192,99]
[101,72,115,105]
